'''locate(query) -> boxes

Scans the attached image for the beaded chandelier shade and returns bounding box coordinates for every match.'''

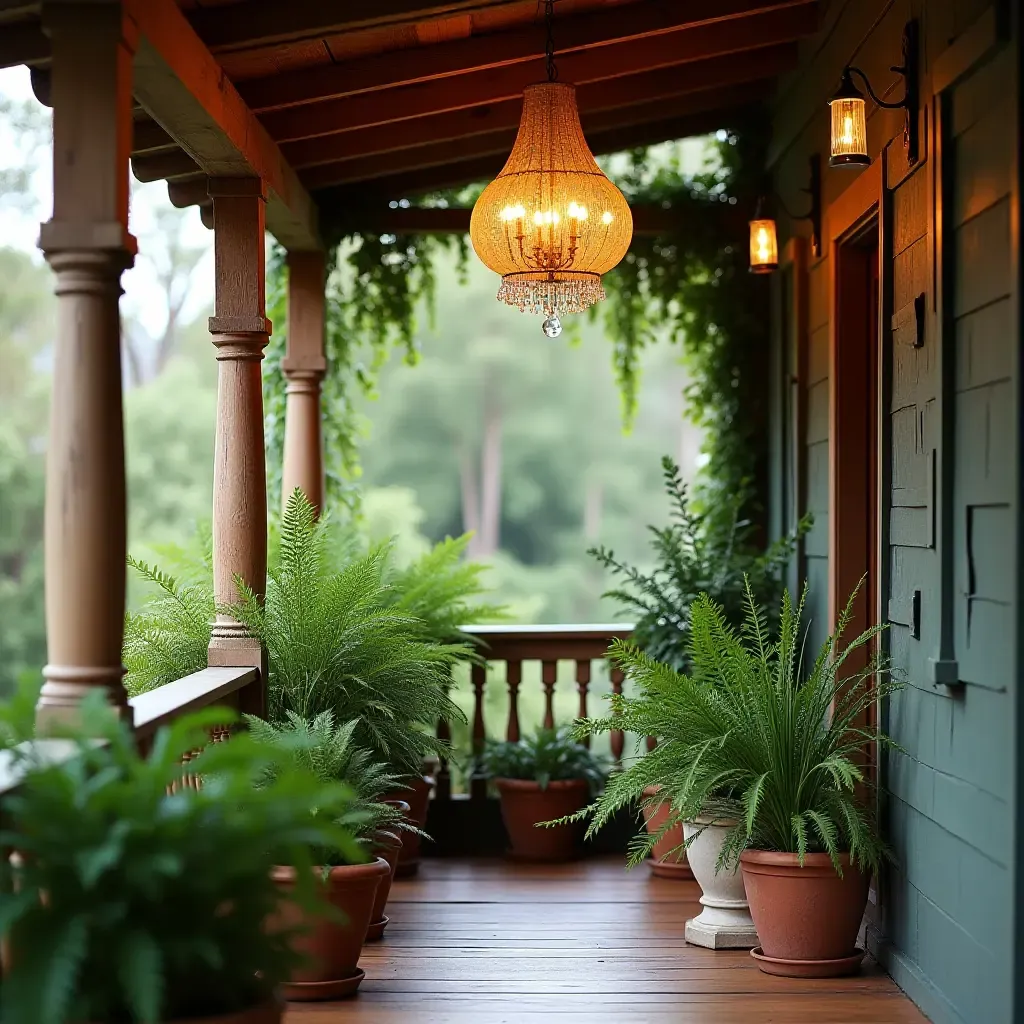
[469,81,633,317]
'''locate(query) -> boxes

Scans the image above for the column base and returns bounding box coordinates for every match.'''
[208,632,267,717]
[685,904,759,949]
[37,664,131,730]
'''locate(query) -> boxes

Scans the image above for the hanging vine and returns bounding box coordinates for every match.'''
[264,129,770,522]
[264,227,468,512]
[599,126,771,521]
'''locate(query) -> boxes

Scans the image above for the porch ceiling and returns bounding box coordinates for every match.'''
[4,0,820,242]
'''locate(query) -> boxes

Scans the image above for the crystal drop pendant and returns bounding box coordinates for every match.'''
[542,314,562,338]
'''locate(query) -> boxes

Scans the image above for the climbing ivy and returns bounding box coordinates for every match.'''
[264,130,770,522]
[599,127,771,521]
[264,228,468,512]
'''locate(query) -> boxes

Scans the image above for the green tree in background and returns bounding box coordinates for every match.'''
[358,250,699,623]
[0,248,51,693]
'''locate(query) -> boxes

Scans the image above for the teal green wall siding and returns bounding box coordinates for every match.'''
[768,3,1017,1022]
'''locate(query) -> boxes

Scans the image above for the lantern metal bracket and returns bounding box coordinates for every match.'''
[839,19,920,165]
[758,154,822,259]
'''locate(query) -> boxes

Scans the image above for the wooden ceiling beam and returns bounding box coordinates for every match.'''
[328,201,746,237]
[131,116,176,154]
[263,29,800,144]
[123,0,319,249]
[282,53,779,170]
[130,148,201,183]
[297,85,762,189]
[166,175,210,210]
[188,0,526,52]
[315,104,753,209]
[239,0,817,113]
[0,19,48,68]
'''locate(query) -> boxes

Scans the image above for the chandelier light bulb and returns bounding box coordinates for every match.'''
[469,82,633,317]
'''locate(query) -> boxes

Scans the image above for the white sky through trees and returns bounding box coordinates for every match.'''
[0,65,214,343]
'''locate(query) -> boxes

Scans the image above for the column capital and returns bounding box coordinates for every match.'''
[209,315,273,336]
[38,221,137,261]
[283,368,325,396]
[207,176,267,200]
[211,330,270,362]
[281,356,327,378]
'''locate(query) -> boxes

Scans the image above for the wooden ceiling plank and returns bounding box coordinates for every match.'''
[260,11,805,143]
[123,0,319,249]
[297,84,763,189]
[189,0,526,52]
[0,19,48,68]
[239,0,816,112]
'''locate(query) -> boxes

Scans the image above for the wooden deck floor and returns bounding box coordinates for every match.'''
[285,857,930,1023]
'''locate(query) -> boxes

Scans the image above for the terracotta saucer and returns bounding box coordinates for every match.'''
[649,858,695,881]
[365,916,389,941]
[750,946,865,978]
[281,969,366,1001]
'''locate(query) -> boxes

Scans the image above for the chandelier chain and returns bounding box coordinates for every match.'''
[544,0,558,82]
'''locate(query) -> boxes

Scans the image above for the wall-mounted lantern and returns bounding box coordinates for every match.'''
[828,20,919,168]
[749,211,779,274]
[749,155,822,273]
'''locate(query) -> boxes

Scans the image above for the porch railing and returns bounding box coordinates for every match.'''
[434,624,633,803]
[0,666,262,799]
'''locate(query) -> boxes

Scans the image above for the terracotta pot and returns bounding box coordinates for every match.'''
[271,857,389,1000]
[495,778,590,862]
[390,775,434,878]
[740,850,870,976]
[682,818,758,949]
[640,785,694,880]
[366,830,403,941]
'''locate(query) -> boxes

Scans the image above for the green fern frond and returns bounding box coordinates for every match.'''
[569,581,898,875]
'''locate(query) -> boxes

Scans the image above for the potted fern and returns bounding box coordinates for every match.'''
[123,493,472,870]
[0,699,357,1024]
[230,492,467,776]
[573,582,897,974]
[248,710,409,994]
[481,727,606,862]
[590,457,808,881]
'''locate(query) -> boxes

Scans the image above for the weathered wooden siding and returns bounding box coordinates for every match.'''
[767,3,1017,1023]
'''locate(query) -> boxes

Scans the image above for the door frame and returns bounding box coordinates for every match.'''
[827,158,887,641]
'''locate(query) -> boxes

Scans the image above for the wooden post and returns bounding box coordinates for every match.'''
[281,250,327,515]
[207,178,270,713]
[36,0,137,726]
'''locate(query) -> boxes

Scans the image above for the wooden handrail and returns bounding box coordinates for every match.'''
[438,623,633,801]
[0,667,261,799]
[129,666,259,739]
[463,623,634,662]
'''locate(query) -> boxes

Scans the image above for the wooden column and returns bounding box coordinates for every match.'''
[36,0,137,725]
[207,178,270,706]
[281,250,327,515]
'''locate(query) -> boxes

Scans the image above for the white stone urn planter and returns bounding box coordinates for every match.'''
[683,817,759,949]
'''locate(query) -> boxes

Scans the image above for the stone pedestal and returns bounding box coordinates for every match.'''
[683,819,759,950]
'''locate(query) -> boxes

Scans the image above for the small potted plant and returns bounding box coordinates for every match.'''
[248,710,411,993]
[572,581,897,975]
[0,700,355,1024]
[481,727,606,861]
